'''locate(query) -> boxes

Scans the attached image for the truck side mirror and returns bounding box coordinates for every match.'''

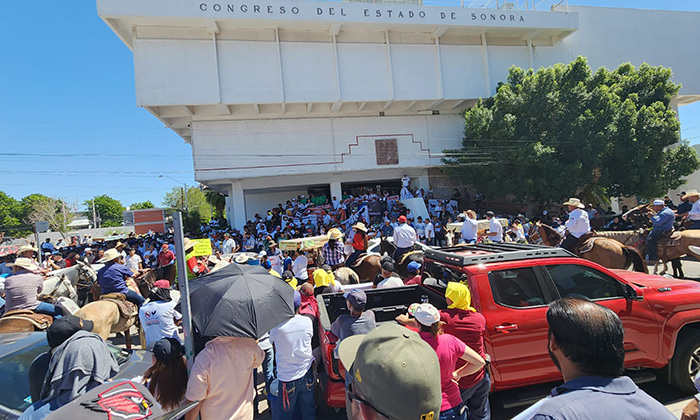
[625,284,644,301]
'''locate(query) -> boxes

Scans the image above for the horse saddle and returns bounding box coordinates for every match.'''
[99,293,138,318]
[575,232,598,255]
[1,310,53,330]
[659,231,682,247]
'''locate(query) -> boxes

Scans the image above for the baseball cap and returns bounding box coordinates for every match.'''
[413,303,440,327]
[652,199,664,206]
[293,290,302,309]
[47,315,94,349]
[381,260,395,272]
[407,261,421,273]
[337,324,441,420]
[153,279,170,289]
[485,211,495,217]
[152,337,183,362]
[344,289,367,311]
[398,215,407,223]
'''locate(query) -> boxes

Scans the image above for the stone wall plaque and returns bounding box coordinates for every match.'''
[375,138,399,165]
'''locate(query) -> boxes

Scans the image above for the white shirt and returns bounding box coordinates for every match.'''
[222,238,236,254]
[425,222,435,239]
[332,199,340,210]
[270,315,314,382]
[139,300,182,350]
[565,208,591,238]
[689,200,700,221]
[414,222,425,238]
[488,218,504,242]
[292,255,309,280]
[462,217,478,241]
[393,223,417,248]
[401,176,411,187]
[377,276,404,289]
[267,248,283,274]
[125,254,142,272]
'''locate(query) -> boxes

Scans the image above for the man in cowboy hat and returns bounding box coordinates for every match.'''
[16,245,44,273]
[4,258,63,318]
[392,215,417,263]
[646,199,675,264]
[323,228,345,270]
[96,248,145,307]
[560,198,591,253]
[682,190,700,229]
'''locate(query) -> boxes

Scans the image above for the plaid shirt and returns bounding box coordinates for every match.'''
[322,242,345,266]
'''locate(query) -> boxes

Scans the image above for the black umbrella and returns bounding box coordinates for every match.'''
[185,263,295,339]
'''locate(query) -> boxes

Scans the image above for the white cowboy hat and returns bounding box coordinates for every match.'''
[16,245,37,255]
[682,190,700,200]
[234,254,250,264]
[8,257,36,271]
[327,228,343,240]
[352,222,368,233]
[98,248,121,263]
[183,238,195,252]
[562,198,585,209]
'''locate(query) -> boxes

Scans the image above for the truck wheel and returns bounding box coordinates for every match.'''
[670,330,700,394]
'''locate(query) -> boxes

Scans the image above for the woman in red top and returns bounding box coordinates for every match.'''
[184,238,208,278]
[345,222,369,267]
[413,303,485,420]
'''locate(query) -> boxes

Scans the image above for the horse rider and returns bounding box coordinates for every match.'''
[682,190,700,229]
[16,245,45,274]
[646,199,675,264]
[96,248,145,307]
[393,215,417,263]
[346,222,369,267]
[461,210,478,244]
[481,211,504,243]
[4,258,63,318]
[560,198,591,253]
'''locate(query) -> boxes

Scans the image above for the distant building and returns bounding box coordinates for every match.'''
[97,0,700,228]
[123,208,166,234]
[68,211,92,230]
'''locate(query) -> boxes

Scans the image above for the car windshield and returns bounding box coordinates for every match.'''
[0,339,131,414]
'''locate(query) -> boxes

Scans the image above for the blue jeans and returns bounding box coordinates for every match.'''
[34,302,63,318]
[460,371,491,420]
[274,366,315,420]
[440,403,467,420]
[124,289,145,307]
[646,229,669,262]
[689,220,700,230]
[346,249,364,267]
[393,247,412,264]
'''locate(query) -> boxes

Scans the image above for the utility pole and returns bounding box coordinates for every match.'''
[61,199,67,229]
[92,199,97,229]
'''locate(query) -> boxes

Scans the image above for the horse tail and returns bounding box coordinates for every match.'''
[623,246,647,273]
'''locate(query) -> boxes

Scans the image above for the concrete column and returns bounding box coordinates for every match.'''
[229,181,247,229]
[330,181,342,202]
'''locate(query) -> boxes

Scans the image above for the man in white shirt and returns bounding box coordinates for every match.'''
[138,280,182,351]
[424,218,435,246]
[332,196,341,210]
[684,190,700,229]
[222,233,237,254]
[269,291,315,419]
[414,217,426,242]
[561,197,591,252]
[266,242,283,274]
[392,215,417,263]
[482,211,504,243]
[401,174,411,189]
[461,210,478,244]
[292,249,309,281]
[375,260,404,289]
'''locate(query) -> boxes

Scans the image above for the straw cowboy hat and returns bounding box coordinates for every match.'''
[234,254,250,264]
[682,190,700,200]
[562,198,585,209]
[352,222,368,233]
[16,245,37,255]
[115,241,125,248]
[98,248,121,263]
[327,228,343,240]
[8,257,36,271]
[183,238,196,252]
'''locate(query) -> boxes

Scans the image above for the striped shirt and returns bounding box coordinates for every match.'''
[322,241,345,266]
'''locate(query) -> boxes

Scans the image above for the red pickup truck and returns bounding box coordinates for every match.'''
[317,243,700,409]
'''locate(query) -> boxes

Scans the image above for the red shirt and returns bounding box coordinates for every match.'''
[418,332,466,412]
[404,274,422,285]
[440,308,487,389]
[352,232,366,251]
[157,250,175,267]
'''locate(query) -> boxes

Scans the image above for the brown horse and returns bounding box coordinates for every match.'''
[535,223,647,273]
[350,254,383,283]
[75,298,140,349]
[637,230,700,275]
[0,310,53,333]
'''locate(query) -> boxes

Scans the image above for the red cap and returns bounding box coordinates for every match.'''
[398,215,407,223]
[161,244,169,250]
[153,280,171,289]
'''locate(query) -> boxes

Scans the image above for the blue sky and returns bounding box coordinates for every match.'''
[1,0,699,211]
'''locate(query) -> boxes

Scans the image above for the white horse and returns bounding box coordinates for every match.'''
[42,261,100,305]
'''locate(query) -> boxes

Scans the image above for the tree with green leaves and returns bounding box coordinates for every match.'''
[130,200,155,210]
[204,188,226,219]
[25,195,74,238]
[84,195,125,228]
[162,186,211,225]
[0,191,32,237]
[443,57,699,205]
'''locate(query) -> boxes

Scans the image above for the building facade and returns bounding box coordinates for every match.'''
[97,0,700,228]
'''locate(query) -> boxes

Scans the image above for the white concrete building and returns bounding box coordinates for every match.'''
[97,0,700,228]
